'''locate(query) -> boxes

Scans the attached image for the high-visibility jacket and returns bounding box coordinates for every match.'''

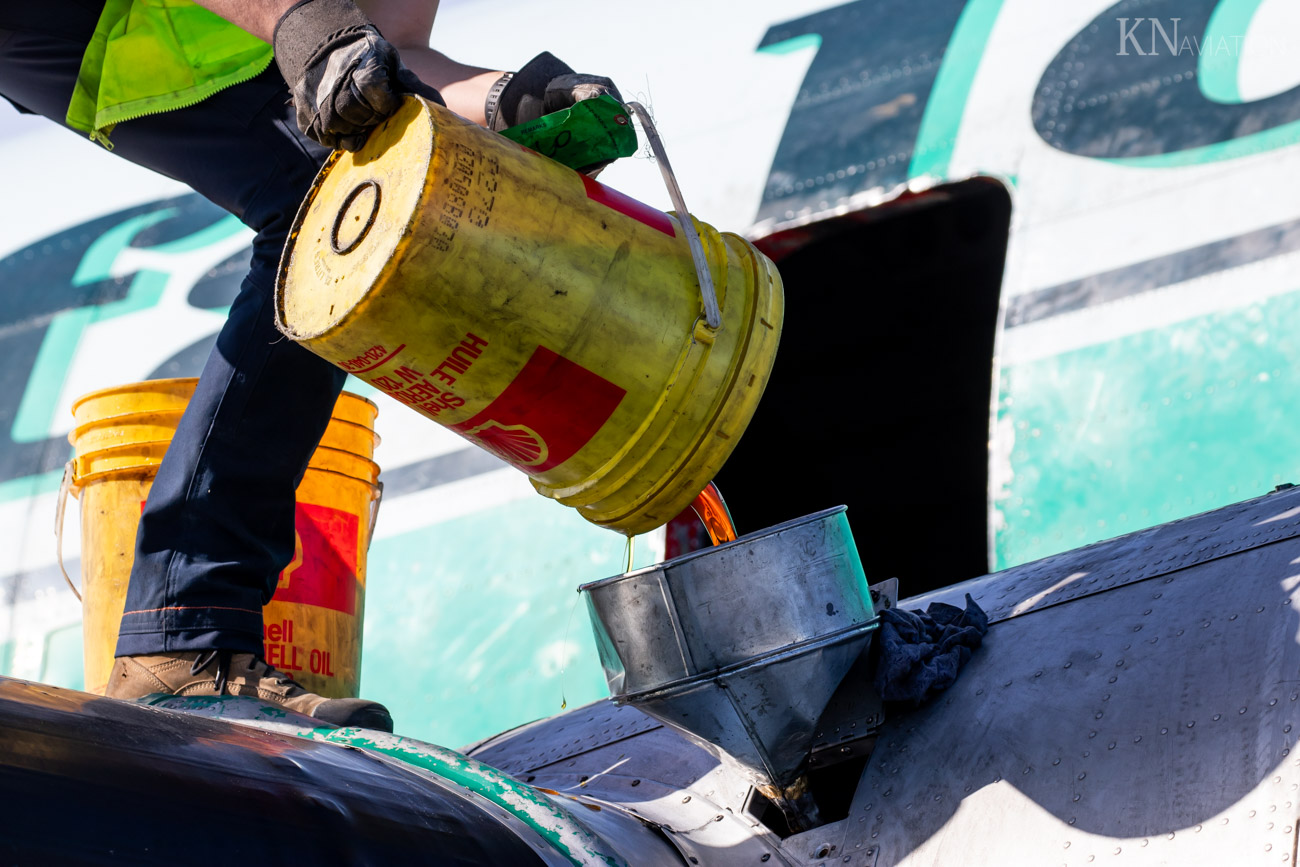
[66,0,273,147]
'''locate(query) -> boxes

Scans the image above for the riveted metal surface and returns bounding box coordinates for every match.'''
[908,486,1300,623]
[843,533,1300,865]
[468,700,664,776]
[472,702,787,865]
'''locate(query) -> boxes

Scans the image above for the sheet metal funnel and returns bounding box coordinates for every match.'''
[580,507,877,831]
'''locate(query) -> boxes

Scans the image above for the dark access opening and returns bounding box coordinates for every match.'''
[714,177,1011,596]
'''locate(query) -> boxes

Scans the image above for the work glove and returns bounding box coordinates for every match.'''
[273,0,444,151]
[484,51,622,132]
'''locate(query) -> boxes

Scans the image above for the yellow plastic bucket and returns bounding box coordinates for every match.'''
[63,378,381,698]
[276,96,783,535]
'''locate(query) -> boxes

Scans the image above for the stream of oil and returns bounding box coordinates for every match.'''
[690,480,738,545]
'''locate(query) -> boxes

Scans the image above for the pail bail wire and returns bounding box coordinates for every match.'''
[624,101,720,331]
[367,480,384,550]
[55,460,81,601]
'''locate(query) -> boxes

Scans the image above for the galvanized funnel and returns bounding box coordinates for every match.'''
[580,507,877,830]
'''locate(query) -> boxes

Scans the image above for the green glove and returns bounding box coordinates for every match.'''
[484,52,622,133]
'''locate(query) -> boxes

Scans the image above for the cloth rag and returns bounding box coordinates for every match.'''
[871,593,989,706]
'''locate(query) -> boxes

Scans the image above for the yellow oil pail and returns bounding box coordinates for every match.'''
[63,378,381,698]
[275,96,783,535]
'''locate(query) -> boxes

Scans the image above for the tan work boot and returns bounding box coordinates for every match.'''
[105,650,393,732]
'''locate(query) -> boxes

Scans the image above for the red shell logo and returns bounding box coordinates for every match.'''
[269,503,359,615]
[449,346,625,474]
[469,422,549,466]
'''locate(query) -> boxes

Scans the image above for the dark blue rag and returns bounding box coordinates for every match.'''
[871,593,989,706]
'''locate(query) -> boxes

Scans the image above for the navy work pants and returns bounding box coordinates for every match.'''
[0,3,343,656]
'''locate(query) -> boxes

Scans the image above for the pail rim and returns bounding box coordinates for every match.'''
[308,446,382,484]
[70,377,199,417]
[72,377,379,417]
[73,442,381,486]
[317,418,382,447]
[67,411,186,450]
[70,410,379,442]
[302,465,383,494]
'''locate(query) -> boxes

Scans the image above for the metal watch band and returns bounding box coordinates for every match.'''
[483,72,514,129]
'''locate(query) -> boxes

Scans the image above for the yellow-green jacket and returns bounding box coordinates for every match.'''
[66,0,272,147]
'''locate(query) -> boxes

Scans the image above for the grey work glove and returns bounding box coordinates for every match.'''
[484,51,622,132]
[273,0,444,151]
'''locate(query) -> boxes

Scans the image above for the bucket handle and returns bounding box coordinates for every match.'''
[624,102,722,332]
[55,461,82,602]
[367,480,384,551]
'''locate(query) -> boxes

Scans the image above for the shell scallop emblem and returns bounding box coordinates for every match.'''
[469,422,549,467]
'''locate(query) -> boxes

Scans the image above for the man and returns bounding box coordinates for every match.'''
[0,0,616,731]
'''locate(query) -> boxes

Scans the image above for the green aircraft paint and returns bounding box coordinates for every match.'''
[996,288,1300,568]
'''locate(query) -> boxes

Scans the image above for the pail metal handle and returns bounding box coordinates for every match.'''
[366,480,384,551]
[55,461,83,602]
[625,102,722,331]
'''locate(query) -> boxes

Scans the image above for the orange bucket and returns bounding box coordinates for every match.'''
[62,378,381,698]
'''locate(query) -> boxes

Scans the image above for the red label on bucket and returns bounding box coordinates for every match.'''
[450,346,625,473]
[581,174,676,237]
[272,503,360,615]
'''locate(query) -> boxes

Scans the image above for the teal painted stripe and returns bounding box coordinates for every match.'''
[149,214,249,255]
[1105,118,1300,168]
[72,210,175,286]
[0,468,67,504]
[141,694,627,866]
[12,307,96,443]
[304,728,626,866]
[13,206,189,444]
[14,210,247,444]
[95,268,169,319]
[995,287,1300,569]
[12,270,170,444]
[757,32,822,55]
[40,622,84,691]
[908,0,1006,180]
[344,375,380,400]
[1199,0,1264,105]
[361,494,654,749]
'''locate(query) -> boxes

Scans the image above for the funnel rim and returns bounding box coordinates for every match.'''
[580,505,849,592]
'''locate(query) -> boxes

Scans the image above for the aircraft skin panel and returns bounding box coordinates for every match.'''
[861,535,1300,865]
[468,487,1300,865]
[914,486,1300,625]
[963,0,1300,570]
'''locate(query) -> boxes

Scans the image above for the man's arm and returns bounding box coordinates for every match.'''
[192,0,618,148]
[191,0,501,123]
[353,1,502,125]
[188,0,292,44]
